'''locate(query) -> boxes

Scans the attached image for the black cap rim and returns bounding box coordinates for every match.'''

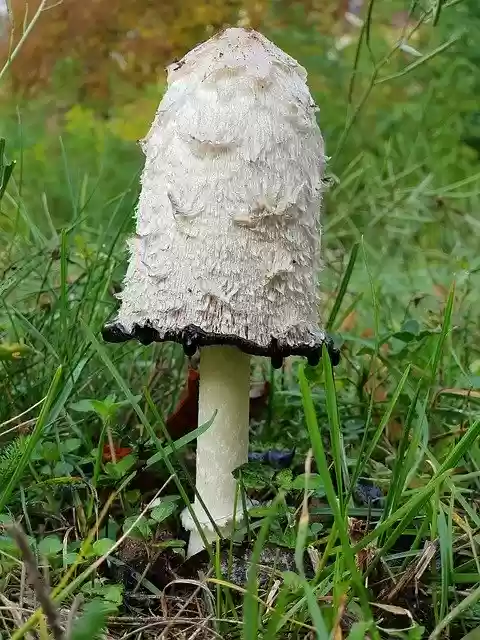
[102,321,340,369]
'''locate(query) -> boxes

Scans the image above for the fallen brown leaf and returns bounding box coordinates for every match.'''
[386,418,403,443]
[340,310,357,332]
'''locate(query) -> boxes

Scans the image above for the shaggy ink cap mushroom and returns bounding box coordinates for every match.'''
[102,27,339,557]
[102,27,339,370]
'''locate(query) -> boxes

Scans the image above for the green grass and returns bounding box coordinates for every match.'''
[1,0,480,638]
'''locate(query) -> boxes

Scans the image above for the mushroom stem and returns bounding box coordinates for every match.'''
[181,345,250,557]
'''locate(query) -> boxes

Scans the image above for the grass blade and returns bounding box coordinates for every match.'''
[299,350,377,638]
[242,494,284,640]
[357,419,480,553]
[326,242,359,331]
[0,366,63,511]
[375,32,464,85]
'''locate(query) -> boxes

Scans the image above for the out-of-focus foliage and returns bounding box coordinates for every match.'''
[3,0,271,103]
[1,0,477,233]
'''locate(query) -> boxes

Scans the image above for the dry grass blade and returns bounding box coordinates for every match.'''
[0,0,51,83]
[433,388,480,403]
[8,524,65,640]
[65,595,83,639]
[0,397,45,430]
[159,578,216,638]
[265,579,281,610]
[331,594,347,640]
[382,540,439,601]
[119,616,222,640]
[1,418,36,438]
[0,594,33,638]
[371,602,414,622]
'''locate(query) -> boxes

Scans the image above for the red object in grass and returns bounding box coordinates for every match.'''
[166,368,200,440]
[102,444,133,462]
[100,367,270,459]
[165,367,270,440]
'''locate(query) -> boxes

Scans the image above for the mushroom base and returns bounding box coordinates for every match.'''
[102,321,340,369]
[181,501,250,558]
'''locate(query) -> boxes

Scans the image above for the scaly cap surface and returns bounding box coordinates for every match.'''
[103,27,338,367]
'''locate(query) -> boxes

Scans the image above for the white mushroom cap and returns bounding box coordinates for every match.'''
[103,27,338,367]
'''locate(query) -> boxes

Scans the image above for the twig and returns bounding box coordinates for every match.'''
[65,595,83,639]
[0,397,45,429]
[121,616,223,640]
[8,524,65,640]
[0,418,36,438]
[0,594,33,639]
[0,0,51,83]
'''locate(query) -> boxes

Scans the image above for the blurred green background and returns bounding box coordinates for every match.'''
[1,0,479,257]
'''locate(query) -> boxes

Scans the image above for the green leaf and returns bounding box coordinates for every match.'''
[269,527,297,549]
[63,552,80,566]
[347,621,371,640]
[391,323,436,343]
[310,522,324,537]
[89,399,116,422]
[102,584,124,605]
[124,489,141,504]
[327,242,359,331]
[122,515,151,539]
[0,514,15,526]
[153,538,185,550]
[152,494,180,504]
[0,342,34,361]
[0,366,63,512]
[299,352,376,631]
[460,627,480,640]
[358,419,480,554]
[275,469,293,490]
[69,599,112,640]
[91,538,115,557]
[292,473,324,492]
[63,438,82,453]
[281,570,303,591]
[79,579,123,608]
[243,495,284,640]
[38,535,63,557]
[146,410,218,467]
[41,441,60,462]
[400,319,420,335]
[104,454,136,479]
[232,461,275,489]
[71,395,142,421]
[70,399,96,413]
[150,501,177,523]
[249,504,280,518]
[0,138,15,202]
[406,626,425,640]
[83,322,215,555]
[0,535,19,555]
[53,461,74,476]
[375,31,464,85]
